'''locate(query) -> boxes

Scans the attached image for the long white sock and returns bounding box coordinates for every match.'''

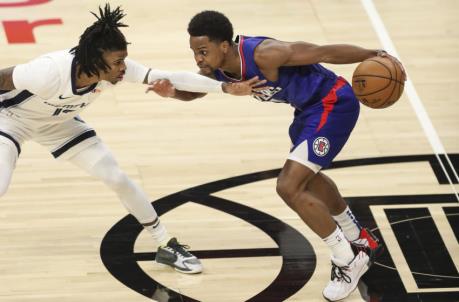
[333,206,361,241]
[323,226,354,264]
[143,217,171,246]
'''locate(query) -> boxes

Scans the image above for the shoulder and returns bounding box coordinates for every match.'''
[15,51,64,78]
[253,39,291,68]
[12,51,63,98]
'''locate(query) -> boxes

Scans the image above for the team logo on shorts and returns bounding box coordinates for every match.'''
[313,137,330,157]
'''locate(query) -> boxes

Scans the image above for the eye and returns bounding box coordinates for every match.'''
[200,50,208,56]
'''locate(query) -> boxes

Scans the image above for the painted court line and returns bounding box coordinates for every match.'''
[361,0,459,200]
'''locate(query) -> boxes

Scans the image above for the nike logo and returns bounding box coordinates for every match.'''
[59,95,72,100]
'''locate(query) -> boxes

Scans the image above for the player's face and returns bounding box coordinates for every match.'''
[189,36,228,74]
[100,49,128,84]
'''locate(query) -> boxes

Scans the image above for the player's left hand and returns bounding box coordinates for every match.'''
[146,79,176,97]
[222,76,268,96]
[377,50,407,82]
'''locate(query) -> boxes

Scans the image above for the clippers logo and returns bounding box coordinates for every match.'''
[313,137,330,157]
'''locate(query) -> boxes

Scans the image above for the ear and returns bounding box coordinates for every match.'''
[221,41,230,54]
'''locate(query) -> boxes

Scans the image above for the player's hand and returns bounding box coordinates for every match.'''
[377,50,407,82]
[146,79,176,97]
[222,76,268,96]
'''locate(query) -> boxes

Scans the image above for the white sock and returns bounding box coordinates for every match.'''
[323,226,354,264]
[143,217,171,246]
[333,206,362,241]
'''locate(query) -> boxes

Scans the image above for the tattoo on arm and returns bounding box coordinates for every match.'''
[0,67,16,90]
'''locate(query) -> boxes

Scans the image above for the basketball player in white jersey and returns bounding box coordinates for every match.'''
[0,4,264,274]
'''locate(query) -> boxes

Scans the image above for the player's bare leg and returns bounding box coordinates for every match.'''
[307,171,382,254]
[277,160,338,238]
[276,159,370,301]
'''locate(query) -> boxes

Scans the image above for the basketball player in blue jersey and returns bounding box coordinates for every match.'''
[0,5,263,277]
[148,10,405,301]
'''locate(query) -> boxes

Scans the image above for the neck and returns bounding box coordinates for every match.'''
[75,65,100,88]
[221,43,242,78]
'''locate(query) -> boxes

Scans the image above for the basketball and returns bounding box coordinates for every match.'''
[352,56,405,109]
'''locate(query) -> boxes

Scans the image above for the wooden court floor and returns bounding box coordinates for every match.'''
[0,0,458,301]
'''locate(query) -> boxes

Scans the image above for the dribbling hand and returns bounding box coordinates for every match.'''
[377,50,407,82]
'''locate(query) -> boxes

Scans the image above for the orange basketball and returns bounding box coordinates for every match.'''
[352,56,405,109]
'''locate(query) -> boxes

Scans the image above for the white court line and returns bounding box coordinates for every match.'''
[361,0,459,201]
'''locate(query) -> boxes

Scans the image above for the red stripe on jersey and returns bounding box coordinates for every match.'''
[238,36,247,80]
[316,77,347,132]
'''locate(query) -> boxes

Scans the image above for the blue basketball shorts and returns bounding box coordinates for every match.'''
[287,77,360,172]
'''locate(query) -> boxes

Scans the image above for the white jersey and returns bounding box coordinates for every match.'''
[0,49,223,159]
[1,49,147,125]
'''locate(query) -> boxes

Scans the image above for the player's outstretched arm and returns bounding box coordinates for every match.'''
[146,79,206,101]
[125,59,267,100]
[0,67,16,90]
[146,75,267,101]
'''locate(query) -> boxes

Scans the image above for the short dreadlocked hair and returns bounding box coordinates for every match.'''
[70,4,129,77]
[187,11,233,43]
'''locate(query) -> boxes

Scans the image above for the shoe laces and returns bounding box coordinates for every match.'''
[330,262,351,283]
[351,242,373,262]
[168,239,193,258]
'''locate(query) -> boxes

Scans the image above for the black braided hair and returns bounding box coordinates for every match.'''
[70,3,129,77]
[188,10,233,43]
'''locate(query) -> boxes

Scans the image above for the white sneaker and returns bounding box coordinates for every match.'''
[322,250,370,301]
[155,237,203,274]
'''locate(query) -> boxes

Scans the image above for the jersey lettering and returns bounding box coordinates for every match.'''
[253,86,283,102]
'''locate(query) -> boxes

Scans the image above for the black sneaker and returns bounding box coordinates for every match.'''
[155,238,202,274]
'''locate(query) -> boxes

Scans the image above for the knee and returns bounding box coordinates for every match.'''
[101,168,130,191]
[276,178,300,206]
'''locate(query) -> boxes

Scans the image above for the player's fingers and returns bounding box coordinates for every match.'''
[392,58,407,81]
[252,86,268,92]
[251,91,265,97]
[397,60,406,79]
[145,81,164,94]
[251,79,267,87]
[245,76,261,85]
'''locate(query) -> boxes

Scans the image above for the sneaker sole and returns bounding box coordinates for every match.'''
[174,266,202,274]
[155,260,203,274]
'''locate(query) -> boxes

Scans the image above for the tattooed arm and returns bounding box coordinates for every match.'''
[0,67,16,90]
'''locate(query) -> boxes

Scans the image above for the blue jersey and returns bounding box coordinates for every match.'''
[213,35,338,110]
